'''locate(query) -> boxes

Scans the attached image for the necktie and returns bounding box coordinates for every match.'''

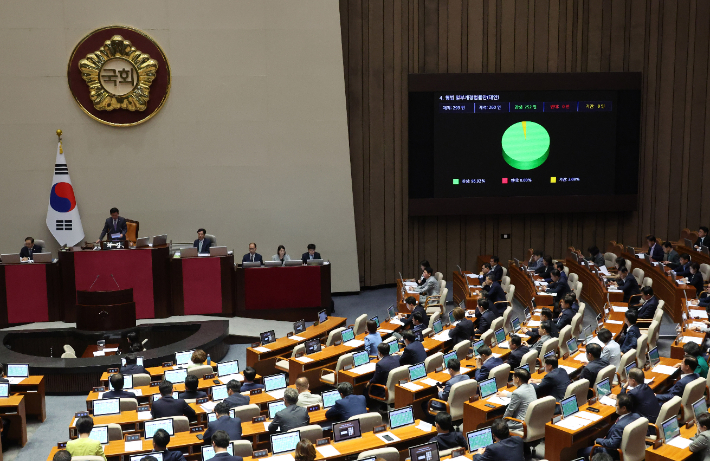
[113,219,117,230]
[199,240,203,253]
[251,254,254,262]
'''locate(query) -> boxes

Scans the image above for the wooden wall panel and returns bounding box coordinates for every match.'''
[340,0,710,287]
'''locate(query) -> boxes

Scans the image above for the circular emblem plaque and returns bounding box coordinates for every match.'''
[67,26,171,127]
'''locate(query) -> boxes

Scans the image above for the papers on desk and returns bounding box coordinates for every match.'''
[560,365,578,374]
[7,377,24,385]
[403,281,417,287]
[295,356,314,363]
[289,335,306,341]
[350,362,377,375]
[612,306,628,313]
[605,320,623,324]
[200,401,218,412]
[537,292,556,296]
[668,437,692,449]
[487,396,511,405]
[343,339,365,348]
[534,281,548,286]
[466,274,478,279]
[689,322,706,330]
[316,445,342,458]
[219,373,243,383]
[651,365,678,375]
[599,396,617,407]
[468,285,482,289]
[690,310,709,319]
[491,353,502,358]
[267,454,295,461]
[103,347,119,352]
[433,331,451,342]
[264,421,271,431]
[124,440,143,452]
[416,421,433,432]
[635,253,646,258]
[400,382,423,391]
[375,431,401,443]
[554,415,591,430]
[420,378,439,387]
[645,377,655,384]
[254,346,271,353]
[575,411,603,422]
[389,318,404,326]
[93,351,105,356]
[132,389,143,396]
[608,289,622,293]
[574,354,589,363]
[377,329,394,334]
[137,410,152,420]
[683,336,704,345]
[599,266,610,275]
[268,388,287,400]
[526,320,541,327]
[689,300,700,307]
[445,367,470,375]
[498,341,509,349]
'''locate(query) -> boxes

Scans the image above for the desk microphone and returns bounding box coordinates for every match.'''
[110,274,120,289]
[88,275,100,291]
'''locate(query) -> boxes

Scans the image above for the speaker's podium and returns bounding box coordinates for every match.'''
[76,288,136,331]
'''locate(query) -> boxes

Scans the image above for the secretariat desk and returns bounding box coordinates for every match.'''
[0,261,61,328]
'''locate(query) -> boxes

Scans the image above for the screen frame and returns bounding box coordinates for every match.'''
[332,418,362,443]
[388,405,415,430]
[270,430,301,455]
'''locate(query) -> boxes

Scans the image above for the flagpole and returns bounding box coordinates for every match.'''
[56,129,63,154]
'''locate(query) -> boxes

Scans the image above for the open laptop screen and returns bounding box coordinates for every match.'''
[93,398,120,416]
[595,378,611,397]
[332,419,362,442]
[268,400,286,419]
[560,395,579,418]
[88,426,108,445]
[479,378,497,399]
[175,350,194,366]
[389,406,415,429]
[409,442,440,461]
[145,418,174,439]
[264,374,287,392]
[271,430,301,455]
[322,389,341,409]
[661,415,680,442]
[7,364,29,378]
[217,360,239,377]
[353,351,370,368]
[466,427,493,452]
[408,363,427,382]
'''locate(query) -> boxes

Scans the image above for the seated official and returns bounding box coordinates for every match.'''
[103,373,136,399]
[150,428,188,461]
[657,355,700,402]
[272,245,291,264]
[203,401,241,443]
[210,430,243,461]
[579,343,609,384]
[579,394,640,460]
[535,255,554,278]
[96,207,127,243]
[545,269,571,300]
[586,246,605,266]
[635,287,658,318]
[120,354,148,375]
[193,228,212,254]
[479,263,492,282]
[555,297,575,331]
[696,226,709,249]
[399,296,428,330]
[474,299,495,337]
[67,416,107,461]
[52,450,71,461]
[520,308,558,340]
[188,349,207,371]
[608,368,660,423]
[544,261,567,284]
[661,241,680,268]
[448,307,474,346]
[242,242,263,264]
[598,329,620,370]
[295,377,322,408]
[611,267,640,303]
[126,331,145,352]
[683,342,709,378]
[527,251,544,270]
[675,254,692,277]
[482,274,507,317]
[364,320,382,356]
[472,418,525,461]
[399,330,426,366]
[506,335,529,370]
[474,345,503,382]
[325,382,367,421]
[367,342,401,404]
[605,257,627,281]
[690,413,710,459]
[619,311,641,354]
[430,358,470,411]
[415,260,430,286]
[416,267,440,303]
[268,388,309,433]
[223,379,250,409]
[19,237,42,261]
[646,234,664,261]
[688,262,705,296]
[501,368,535,432]
[525,321,553,355]
[240,366,264,393]
[151,381,196,420]
[301,243,321,263]
[178,374,208,400]
[429,412,466,450]
[566,292,580,315]
[530,357,571,404]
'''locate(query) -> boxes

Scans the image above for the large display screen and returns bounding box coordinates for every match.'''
[409,73,641,214]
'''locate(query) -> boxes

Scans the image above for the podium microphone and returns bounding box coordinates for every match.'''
[110,274,120,289]
[88,275,100,291]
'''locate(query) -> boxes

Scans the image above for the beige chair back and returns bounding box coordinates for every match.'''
[558,326,572,356]
[379,365,409,405]
[643,277,653,288]
[205,234,217,244]
[490,363,511,389]
[539,338,559,359]
[502,306,514,334]
[617,416,649,461]
[632,268,645,284]
[680,377,707,423]
[502,266,508,278]
[574,281,582,300]
[618,349,637,382]
[425,352,444,374]
[321,353,354,385]
[513,395,556,442]
[570,313,583,338]
[568,272,579,285]
[653,304,664,323]
[291,343,306,358]
[187,365,214,379]
[635,334,648,368]
[647,320,660,349]
[434,272,444,282]
[358,448,399,461]
[288,424,323,443]
[131,373,151,387]
[326,327,346,346]
[428,312,441,330]
[232,404,261,421]
[348,412,382,432]
[480,330,494,347]
[231,440,253,457]
[700,263,710,282]
[352,314,368,336]
[447,379,478,421]
[506,285,516,303]
[501,276,510,292]
[119,398,138,412]
[565,378,589,406]
[521,349,538,372]
[655,396,681,430]
[102,423,123,441]
[490,317,504,334]
[604,252,617,269]
[594,365,617,388]
[454,340,470,362]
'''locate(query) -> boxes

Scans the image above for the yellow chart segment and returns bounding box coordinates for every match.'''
[522,121,527,139]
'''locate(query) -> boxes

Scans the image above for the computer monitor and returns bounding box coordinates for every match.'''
[0,383,9,398]
[152,391,179,402]
[511,317,521,333]
[544,350,556,359]
[306,259,324,266]
[293,320,306,334]
[130,453,163,461]
[388,305,397,320]
[560,395,579,418]
[648,347,660,367]
[624,361,637,376]
[268,400,286,419]
[596,378,611,398]
[370,316,380,327]
[341,327,355,343]
[322,389,342,409]
[661,415,681,442]
[472,340,485,356]
[264,374,287,392]
[145,418,175,439]
[409,442,440,461]
[260,330,276,345]
[175,350,194,367]
[433,319,443,334]
[108,374,133,390]
[479,378,497,399]
[448,310,456,324]
[389,406,415,429]
[211,384,228,401]
[566,338,578,355]
[517,364,530,373]
[152,234,168,246]
[466,427,494,452]
[353,351,370,368]
[332,419,362,443]
[443,351,457,368]
[318,310,328,323]
[693,398,708,419]
[524,307,531,319]
[164,368,187,384]
[217,360,239,377]
[207,409,235,423]
[6,364,29,378]
[408,363,427,382]
[271,430,301,455]
[201,442,234,461]
[494,328,506,344]
[414,330,424,342]
[88,426,109,445]
[181,247,198,258]
[93,398,120,416]
[389,341,401,355]
[305,339,321,355]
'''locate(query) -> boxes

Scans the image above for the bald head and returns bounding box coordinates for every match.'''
[295,377,310,392]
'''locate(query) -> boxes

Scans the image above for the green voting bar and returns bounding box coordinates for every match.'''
[501,121,550,170]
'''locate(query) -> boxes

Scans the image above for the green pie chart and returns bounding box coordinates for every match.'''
[501,121,550,170]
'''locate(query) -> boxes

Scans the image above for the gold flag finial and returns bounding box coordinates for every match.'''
[56,129,63,154]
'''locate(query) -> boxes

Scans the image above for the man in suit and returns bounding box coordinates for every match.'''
[656,355,701,402]
[223,380,249,409]
[367,342,401,405]
[447,307,474,347]
[506,335,529,370]
[566,292,580,315]
[488,256,503,282]
[268,388,309,432]
[301,243,321,263]
[546,270,571,300]
[556,297,575,331]
[178,375,208,400]
[151,381,196,420]
[150,428,188,461]
[193,228,212,254]
[586,246,605,267]
[520,308,558,340]
[608,368,660,423]
[612,267,641,303]
[474,299,496,338]
[579,394,641,460]
[696,226,709,250]
[661,242,681,268]
[501,368,536,432]
[579,343,610,385]
[203,401,242,443]
[120,354,148,375]
[472,419,525,461]
[474,345,503,382]
[646,234,664,261]
[619,311,641,354]
[690,413,710,461]
[688,263,705,296]
[429,412,466,450]
[399,330,426,366]
[399,296,428,330]
[598,328,620,370]
[240,367,264,393]
[210,430,243,461]
[241,243,263,264]
[295,377,322,408]
[103,373,136,399]
[545,262,568,285]
[535,256,554,279]
[636,287,659,319]
[530,357,571,405]
[416,267,440,303]
[96,207,127,243]
[527,251,544,270]
[325,382,367,421]
[675,254,692,277]
[527,321,553,355]
[482,274,507,316]
[430,358,470,411]
[19,237,42,261]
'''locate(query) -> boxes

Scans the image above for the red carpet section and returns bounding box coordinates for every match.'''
[182,257,223,315]
[5,264,48,323]
[244,266,321,310]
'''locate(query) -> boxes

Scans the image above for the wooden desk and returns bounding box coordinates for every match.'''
[0,261,61,327]
[0,395,26,447]
[171,254,235,316]
[507,263,554,308]
[565,257,623,315]
[544,401,617,461]
[645,422,696,461]
[11,376,46,422]
[82,344,120,358]
[452,256,491,306]
[98,365,252,387]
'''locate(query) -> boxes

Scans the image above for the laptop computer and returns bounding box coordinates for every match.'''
[387,305,397,320]
[181,247,198,258]
[152,391,179,402]
[409,442,440,461]
[175,350,194,367]
[260,330,276,345]
[88,426,109,445]
[135,237,150,248]
[432,319,443,334]
[693,397,708,419]
[218,360,239,377]
[448,310,456,325]
[661,415,681,443]
[322,389,342,409]
[264,374,287,395]
[164,369,187,384]
[293,319,306,334]
[353,351,370,368]
[494,328,506,345]
[152,234,168,246]
[511,317,521,334]
[332,419,362,443]
[1,254,21,264]
[284,259,302,266]
[32,253,52,263]
[408,363,427,382]
[472,339,485,356]
[209,246,228,257]
[479,378,498,399]
[596,378,611,398]
[560,395,579,418]
[264,260,282,267]
[306,259,324,266]
[145,418,174,439]
[389,340,401,355]
[93,398,120,416]
[370,316,380,328]
[517,364,530,373]
[0,383,9,398]
[341,327,355,343]
[318,310,328,323]
[624,361,637,377]
[648,347,661,368]
[201,442,234,460]
[466,427,494,452]
[305,339,322,355]
[566,338,578,355]
[271,430,301,455]
[108,374,133,390]
[7,364,29,378]
[268,400,286,419]
[443,351,457,368]
[389,406,415,429]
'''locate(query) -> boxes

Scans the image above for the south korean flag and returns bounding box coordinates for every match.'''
[46,140,85,246]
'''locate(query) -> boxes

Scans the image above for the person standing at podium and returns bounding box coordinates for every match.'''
[20,237,42,261]
[301,244,321,263]
[194,229,212,254]
[242,242,262,264]
[96,207,127,243]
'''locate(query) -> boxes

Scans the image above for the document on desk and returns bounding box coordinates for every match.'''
[668,437,692,449]
[690,310,709,319]
[534,281,547,286]
[403,282,417,287]
[466,274,478,279]
[554,415,590,430]
[219,373,243,383]
[575,354,589,363]
[560,365,578,374]
[254,346,271,353]
[416,421,433,432]
[7,377,24,385]
[137,410,152,420]
[93,351,106,356]
[575,411,603,422]
[651,365,678,375]
[420,378,439,387]
[316,445,341,458]
[526,320,541,327]
[400,382,423,391]
[433,331,451,342]
[132,389,143,396]
[268,388,286,400]
[103,347,119,352]
[289,335,306,341]
[445,367,470,375]
[605,320,623,324]
[599,396,617,407]
[611,306,628,313]
[689,322,706,329]
[487,396,511,405]
[645,377,655,384]
[468,285,482,289]
[498,341,509,349]
[599,266,610,275]
[377,329,394,334]
[124,440,143,451]
[343,339,365,348]
[200,401,218,412]
[351,363,377,375]
[389,318,404,326]
[683,336,704,345]
[608,289,622,293]
[295,356,314,363]
[677,278,688,285]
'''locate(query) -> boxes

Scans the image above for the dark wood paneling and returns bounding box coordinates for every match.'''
[340,0,710,287]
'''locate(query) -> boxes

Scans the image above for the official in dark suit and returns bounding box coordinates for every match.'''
[555,298,575,331]
[586,246,605,266]
[544,262,567,284]
[506,336,529,370]
[447,307,474,347]
[19,238,42,261]
[268,388,309,433]
[368,342,401,401]
[613,267,641,302]
[488,256,504,282]
[618,368,661,423]
[675,254,692,277]
[474,346,503,382]
[531,357,571,404]
[430,358,470,411]
[695,227,709,250]
[193,228,212,254]
[429,412,467,450]
[400,297,429,330]
[120,355,148,375]
[178,375,208,400]
[203,401,242,443]
[239,367,264,393]
[151,381,196,420]
[535,256,554,279]
[474,299,496,337]
[545,270,571,299]
[472,419,525,461]
[619,311,641,354]
[636,287,659,319]
[103,373,136,399]
[646,235,664,261]
[325,382,367,421]
[656,356,701,402]
[579,343,609,385]
[661,242,681,268]
[482,275,507,316]
[579,394,641,460]
[151,428,189,461]
[241,243,263,264]
[689,263,705,297]
[399,330,426,366]
[210,430,244,461]
[301,244,321,263]
[223,380,250,409]
[96,207,127,243]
